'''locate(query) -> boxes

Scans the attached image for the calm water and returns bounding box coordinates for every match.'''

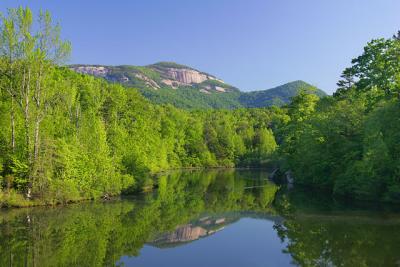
[1,170,400,267]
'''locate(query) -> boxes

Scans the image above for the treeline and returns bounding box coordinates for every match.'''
[1,7,400,205]
[278,32,400,202]
[0,8,278,206]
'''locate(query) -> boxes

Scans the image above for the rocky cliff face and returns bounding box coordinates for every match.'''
[69,62,235,93]
[163,67,221,85]
[73,66,109,77]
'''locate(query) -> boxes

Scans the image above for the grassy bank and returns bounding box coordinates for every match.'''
[0,190,103,208]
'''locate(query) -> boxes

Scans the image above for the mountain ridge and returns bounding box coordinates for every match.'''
[239,80,326,107]
[70,62,326,109]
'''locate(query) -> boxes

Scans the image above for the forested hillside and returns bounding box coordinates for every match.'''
[239,80,326,107]
[70,62,244,109]
[71,63,325,109]
[1,7,399,207]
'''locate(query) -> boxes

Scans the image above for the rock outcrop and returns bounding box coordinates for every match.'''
[69,62,235,94]
[164,68,220,85]
[74,66,108,77]
[135,73,160,89]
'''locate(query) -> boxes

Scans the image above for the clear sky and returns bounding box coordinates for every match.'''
[1,0,400,93]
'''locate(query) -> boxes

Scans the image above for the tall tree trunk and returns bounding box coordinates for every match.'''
[75,103,80,130]
[24,68,31,163]
[33,118,40,164]
[22,67,33,199]
[10,97,15,152]
[8,60,16,153]
[32,65,43,183]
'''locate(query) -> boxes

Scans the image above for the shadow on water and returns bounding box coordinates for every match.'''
[1,169,400,267]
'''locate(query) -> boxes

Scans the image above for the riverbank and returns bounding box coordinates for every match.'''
[0,190,97,208]
[1,167,275,209]
[0,190,45,208]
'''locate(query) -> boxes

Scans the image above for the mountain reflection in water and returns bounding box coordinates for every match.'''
[1,169,400,267]
[150,216,226,247]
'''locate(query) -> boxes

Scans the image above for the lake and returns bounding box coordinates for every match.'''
[1,169,400,267]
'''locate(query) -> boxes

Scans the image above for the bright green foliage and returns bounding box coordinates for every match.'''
[138,86,243,109]
[336,36,400,97]
[0,65,278,203]
[0,8,279,204]
[131,79,326,109]
[278,33,400,202]
[2,6,399,206]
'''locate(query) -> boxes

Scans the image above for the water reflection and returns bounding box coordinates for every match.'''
[274,188,400,267]
[1,169,400,267]
[151,215,228,247]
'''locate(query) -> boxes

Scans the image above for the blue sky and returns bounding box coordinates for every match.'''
[1,0,399,93]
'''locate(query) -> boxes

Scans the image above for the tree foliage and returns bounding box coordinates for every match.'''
[1,7,399,205]
[279,32,400,202]
[0,8,279,204]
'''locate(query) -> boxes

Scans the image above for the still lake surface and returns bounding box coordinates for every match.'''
[1,169,400,267]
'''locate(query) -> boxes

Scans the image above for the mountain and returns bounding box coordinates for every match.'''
[70,62,326,109]
[70,62,238,93]
[239,80,327,108]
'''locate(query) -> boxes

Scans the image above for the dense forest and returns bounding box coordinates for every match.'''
[0,7,400,206]
[278,31,400,202]
[136,80,326,109]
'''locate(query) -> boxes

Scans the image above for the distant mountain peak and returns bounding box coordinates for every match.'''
[239,80,326,108]
[150,61,195,70]
[70,62,235,93]
[69,62,325,109]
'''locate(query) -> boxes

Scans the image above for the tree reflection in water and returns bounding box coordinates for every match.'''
[1,170,400,267]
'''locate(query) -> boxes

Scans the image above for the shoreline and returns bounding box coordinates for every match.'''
[1,167,273,209]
